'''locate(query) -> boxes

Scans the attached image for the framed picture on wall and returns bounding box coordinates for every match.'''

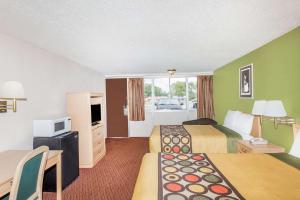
[239,64,253,98]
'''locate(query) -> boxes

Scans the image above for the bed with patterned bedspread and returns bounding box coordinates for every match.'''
[149,125,244,154]
[132,153,300,200]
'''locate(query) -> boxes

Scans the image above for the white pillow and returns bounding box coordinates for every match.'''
[223,110,240,130]
[289,130,300,158]
[233,113,254,138]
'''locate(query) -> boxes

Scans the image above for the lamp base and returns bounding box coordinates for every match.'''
[0,101,7,113]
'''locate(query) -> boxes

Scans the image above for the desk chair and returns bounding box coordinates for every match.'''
[3,146,49,200]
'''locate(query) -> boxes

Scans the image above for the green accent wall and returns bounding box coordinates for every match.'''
[214,26,300,152]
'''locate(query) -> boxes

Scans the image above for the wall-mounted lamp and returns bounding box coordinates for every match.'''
[264,100,295,128]
[0,81,27,113]
[252,100,267,124]
[252,100,295,129]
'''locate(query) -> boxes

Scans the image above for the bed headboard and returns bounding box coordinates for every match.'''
[293,124,300,139]
[251,116,262,138]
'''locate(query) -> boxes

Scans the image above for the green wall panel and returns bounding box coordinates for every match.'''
[214,26,300,151]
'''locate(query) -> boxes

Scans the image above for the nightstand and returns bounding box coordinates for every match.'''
[237,140,285,153]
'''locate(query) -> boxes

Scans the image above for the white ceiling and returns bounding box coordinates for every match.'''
[0,1,299,75]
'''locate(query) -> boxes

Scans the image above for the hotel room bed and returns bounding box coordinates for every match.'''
[149,116,261,154]
[132,152,300,200]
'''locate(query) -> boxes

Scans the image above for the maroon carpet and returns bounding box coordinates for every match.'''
[44,138,149,200]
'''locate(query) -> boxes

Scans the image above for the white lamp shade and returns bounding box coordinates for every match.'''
[1,81,25,99]
[264,100,287,117]
[252,100,267,115]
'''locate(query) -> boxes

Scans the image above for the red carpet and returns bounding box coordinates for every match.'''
[44,138,149,200]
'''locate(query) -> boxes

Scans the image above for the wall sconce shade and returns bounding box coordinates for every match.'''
[1,81,25,99]
[264,100,287,117]
[252,100,267,115]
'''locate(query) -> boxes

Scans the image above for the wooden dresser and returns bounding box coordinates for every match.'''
[67,92,106,168]
[91,123,106,164]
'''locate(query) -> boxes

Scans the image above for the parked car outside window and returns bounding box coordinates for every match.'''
[156,98,182,110]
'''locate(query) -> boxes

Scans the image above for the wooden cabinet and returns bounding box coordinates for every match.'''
[67,92,106,168]
[237,140,285,154]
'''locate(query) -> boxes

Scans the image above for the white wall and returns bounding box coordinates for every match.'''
[0,34,105,151]
[129,110,197,137]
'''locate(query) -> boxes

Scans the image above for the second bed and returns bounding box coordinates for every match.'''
[149,116,261,153]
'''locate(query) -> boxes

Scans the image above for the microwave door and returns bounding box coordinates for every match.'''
[55,121,66,135]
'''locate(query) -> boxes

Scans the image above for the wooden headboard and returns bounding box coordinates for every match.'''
[251,116,262,138]
[293,124,300,139]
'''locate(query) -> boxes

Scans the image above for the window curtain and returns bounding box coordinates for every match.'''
[128,78,145,121]
[197,75,214,119]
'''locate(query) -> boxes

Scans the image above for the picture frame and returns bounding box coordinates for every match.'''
[239,64,253,98]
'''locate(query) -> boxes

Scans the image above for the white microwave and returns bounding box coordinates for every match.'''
[33,117,72,137]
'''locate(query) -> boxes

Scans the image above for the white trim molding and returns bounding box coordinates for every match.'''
[105,71,213,79]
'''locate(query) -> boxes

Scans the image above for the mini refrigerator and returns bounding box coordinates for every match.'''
[33,131,79,191]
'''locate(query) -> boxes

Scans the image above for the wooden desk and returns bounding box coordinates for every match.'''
[0,150,62,200]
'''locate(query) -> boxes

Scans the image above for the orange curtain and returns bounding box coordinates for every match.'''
[197,75,214,119]
[128,78,145,121]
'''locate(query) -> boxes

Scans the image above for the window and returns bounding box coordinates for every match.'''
[144,79,152,110]
[154,78,170,111]
[188,77,197,110]
[170,78,186,110]
[154,78,169,98]
[144,76,197,111]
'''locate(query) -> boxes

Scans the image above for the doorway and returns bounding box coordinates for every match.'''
[106,78,128,137]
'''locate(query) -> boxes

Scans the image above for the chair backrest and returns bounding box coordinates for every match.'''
[9,146,49,200]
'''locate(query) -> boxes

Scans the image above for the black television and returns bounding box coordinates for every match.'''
[91,104,101,124]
